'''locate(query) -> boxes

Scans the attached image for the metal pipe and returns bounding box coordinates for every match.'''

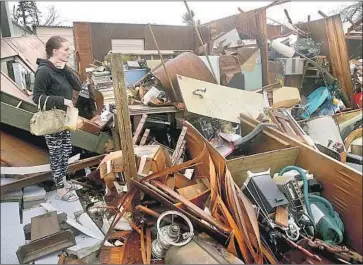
[183,0,218,83]
[148,24,178,102]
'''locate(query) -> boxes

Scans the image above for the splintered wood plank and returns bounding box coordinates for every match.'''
[275,206,289,228]
[133,114,148,144]
[171,126,187,164]
[99,246,124,264]
[121,231,143,264]
[177,75,264,122]
[140,129,150,146]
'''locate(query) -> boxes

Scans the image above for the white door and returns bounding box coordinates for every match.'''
[111,39,144,52]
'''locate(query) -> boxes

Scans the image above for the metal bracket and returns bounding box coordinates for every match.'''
[192,87,207,99]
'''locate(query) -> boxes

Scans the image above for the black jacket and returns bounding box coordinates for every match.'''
[32,58,82,111]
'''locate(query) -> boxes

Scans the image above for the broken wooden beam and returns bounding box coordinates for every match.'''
[318,10,328,18]
[1,155,105,195]
[111,53,137,186]
[284,9,293,24]
[139,129,150,146]
[171,126,187,165]
[132,114,148,145]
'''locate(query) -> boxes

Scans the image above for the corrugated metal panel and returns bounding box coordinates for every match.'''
[11,22,33,37]
[36,27,76,68]
[111,39,144,51]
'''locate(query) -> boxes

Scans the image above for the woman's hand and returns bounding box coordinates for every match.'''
[64,99,74,108]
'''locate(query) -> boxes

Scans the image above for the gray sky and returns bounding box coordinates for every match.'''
[8,1,353,27]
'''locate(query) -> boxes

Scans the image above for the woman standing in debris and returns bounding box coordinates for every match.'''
[33,36,82,202]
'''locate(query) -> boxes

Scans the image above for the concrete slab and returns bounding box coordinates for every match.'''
[1,225,25,264]
[23,185,46,202]
[1,202,20,227]
[77,213,104,240]
[23,198,46,210]
[0,178,23,202]
[34,251,61,264]
[66,235,101,259]
[45,190,83,218]
[22,207,47,225]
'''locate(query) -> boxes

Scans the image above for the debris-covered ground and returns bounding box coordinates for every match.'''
[1,1,362,264]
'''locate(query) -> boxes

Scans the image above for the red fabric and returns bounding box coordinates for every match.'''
[354,92,362,108]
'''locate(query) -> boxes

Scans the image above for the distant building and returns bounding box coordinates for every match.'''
[33,25,76,68]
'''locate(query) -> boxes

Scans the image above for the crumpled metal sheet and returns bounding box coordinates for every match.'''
[152,52,216,102]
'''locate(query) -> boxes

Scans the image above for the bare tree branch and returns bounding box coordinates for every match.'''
[41,5,61,26]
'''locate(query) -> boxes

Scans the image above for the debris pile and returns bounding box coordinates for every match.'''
[1,2,362,264]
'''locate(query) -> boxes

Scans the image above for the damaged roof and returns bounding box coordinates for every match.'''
[1,35,46,72]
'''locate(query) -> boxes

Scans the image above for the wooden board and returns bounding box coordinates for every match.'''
[177,75,264,122]
[227,147,299,187]
[275,206,288,228]
[177,183,208,200]
[0,130,49,166]
[99,246,124,264]
[326,15,354,106]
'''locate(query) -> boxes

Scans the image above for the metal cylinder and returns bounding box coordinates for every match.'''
[152,52,216,102]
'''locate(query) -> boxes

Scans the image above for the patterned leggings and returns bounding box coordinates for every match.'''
[45,130,72,189]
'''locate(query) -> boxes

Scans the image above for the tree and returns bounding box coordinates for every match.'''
[182,10,201,26]
[12,1,62,29]
[332,1,362,23]
[42,5,62,26]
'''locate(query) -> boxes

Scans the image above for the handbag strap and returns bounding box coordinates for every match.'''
[37,95,43,111]
[42,96,50,112]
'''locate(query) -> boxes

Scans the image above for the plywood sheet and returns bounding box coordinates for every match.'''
[177,75,264,122]
[227,147,299,186]
[0,130,49,167]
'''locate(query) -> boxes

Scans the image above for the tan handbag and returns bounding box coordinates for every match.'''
[30,95,67,136]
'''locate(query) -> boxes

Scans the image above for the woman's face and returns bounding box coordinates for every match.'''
[53,41,71,62]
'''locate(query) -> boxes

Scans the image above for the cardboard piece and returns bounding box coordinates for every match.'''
[272,86,301,108]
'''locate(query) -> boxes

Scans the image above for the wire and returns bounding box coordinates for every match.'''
[290,208,317,240]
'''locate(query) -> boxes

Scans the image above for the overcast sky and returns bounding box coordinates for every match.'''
[8,1,353,27]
